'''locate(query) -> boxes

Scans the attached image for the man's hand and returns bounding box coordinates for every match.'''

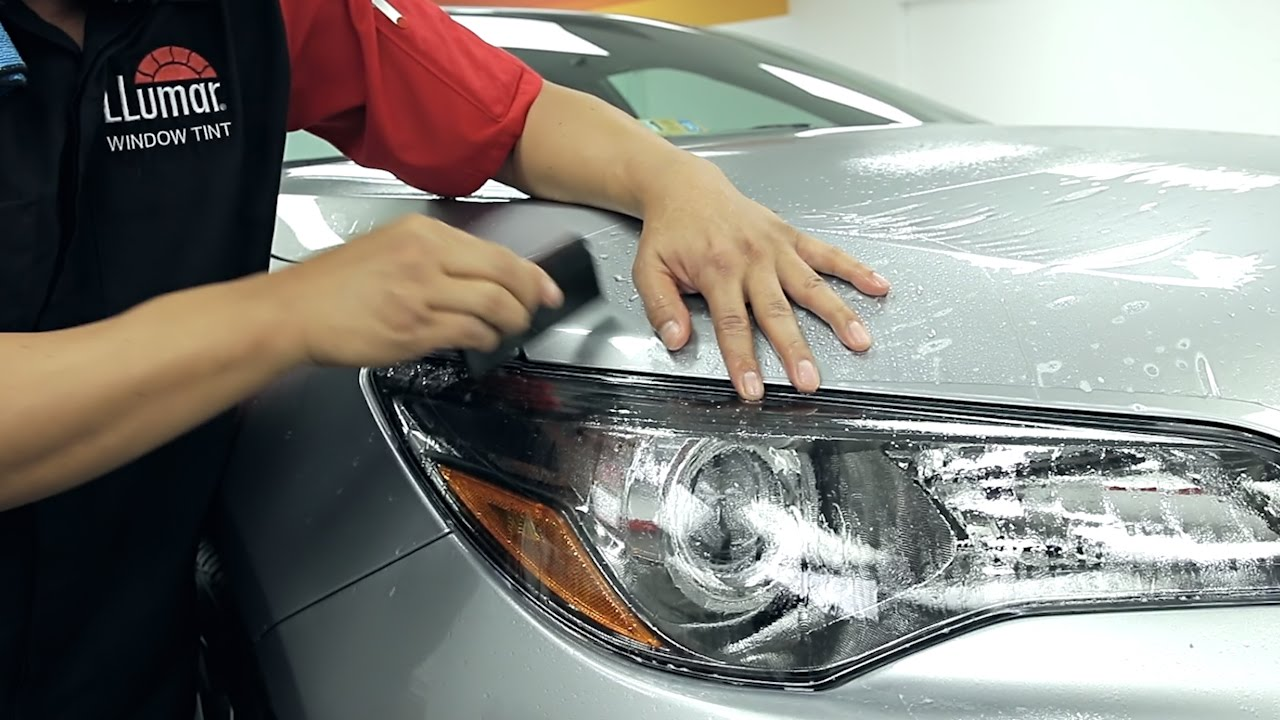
[0,214,564,509]
[632,159,890,401]
[273,214,564,367]
[492,81,889,403]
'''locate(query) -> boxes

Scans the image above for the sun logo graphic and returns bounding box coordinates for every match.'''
[103,46,227,125]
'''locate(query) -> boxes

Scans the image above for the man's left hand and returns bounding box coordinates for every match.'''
[632,159,890,401]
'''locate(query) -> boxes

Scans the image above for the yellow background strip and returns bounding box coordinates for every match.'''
[597,0,788,25]
[442,0,788,25]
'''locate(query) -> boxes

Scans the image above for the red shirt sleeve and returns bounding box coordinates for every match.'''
[281,0,544,197]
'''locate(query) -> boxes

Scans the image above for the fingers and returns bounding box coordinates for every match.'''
[795,231,890,297]
[777,254,873,352]
[698,261,765,402]
[633,256,692,351]
[417,219,564,311]
[422,310,504,353]
[428,278,534,337]
[448,242,562,311]
[745,271,821,393]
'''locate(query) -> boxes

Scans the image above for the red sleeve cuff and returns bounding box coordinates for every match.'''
[427,63,543,198]
[282,0,545,197]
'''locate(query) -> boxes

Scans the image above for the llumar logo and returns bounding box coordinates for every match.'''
[103,46,232,152]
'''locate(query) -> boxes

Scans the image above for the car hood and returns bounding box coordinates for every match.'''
[276,124,1280,435]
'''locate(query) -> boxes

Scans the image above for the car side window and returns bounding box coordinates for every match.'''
[606,67,829,134]
[284,131,342,164]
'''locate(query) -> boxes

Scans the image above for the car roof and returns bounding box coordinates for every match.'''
[441,5,709,33]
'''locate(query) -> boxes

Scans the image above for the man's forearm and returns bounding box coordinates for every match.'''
[495,81,721,217]
[0,274,301,510]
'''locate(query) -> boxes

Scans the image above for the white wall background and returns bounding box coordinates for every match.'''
[723,0,1280,137]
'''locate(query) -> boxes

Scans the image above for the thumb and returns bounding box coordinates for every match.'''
[633,257,692,351]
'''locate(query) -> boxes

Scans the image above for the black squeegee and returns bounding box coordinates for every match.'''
[459,234,603,377]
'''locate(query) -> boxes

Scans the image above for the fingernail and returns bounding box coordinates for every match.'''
[848,321,872,350]
[658,321,681,350]
[742,371,764,400]
[797,359,819,390]
[543,277,564,307]
[872,272,890,289]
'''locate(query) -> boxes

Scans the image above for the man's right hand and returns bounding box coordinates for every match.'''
[270,214,565,368]
[0,213,564,509]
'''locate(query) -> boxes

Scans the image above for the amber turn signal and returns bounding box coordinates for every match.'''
[440,466,662,648]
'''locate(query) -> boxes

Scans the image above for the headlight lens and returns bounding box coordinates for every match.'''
[370,359,1280,687]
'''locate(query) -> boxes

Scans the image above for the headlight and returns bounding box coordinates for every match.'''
[367,358,1280,688]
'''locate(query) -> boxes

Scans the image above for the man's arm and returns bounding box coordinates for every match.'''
[281,0,891,401]
[494,82,891,400]
[0,274,297,511]
[0,217,562,510]
[492,82,688,219]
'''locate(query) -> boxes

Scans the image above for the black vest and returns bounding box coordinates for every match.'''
[0,0,290,715]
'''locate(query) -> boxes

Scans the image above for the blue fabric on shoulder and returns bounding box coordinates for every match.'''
[0,20,27,97]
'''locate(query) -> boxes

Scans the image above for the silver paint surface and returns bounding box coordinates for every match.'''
[215,366,448,636]
[257,533,1280,720]
[276,123,1280,438]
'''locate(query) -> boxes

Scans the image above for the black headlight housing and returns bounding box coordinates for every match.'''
[366,357,1280,689]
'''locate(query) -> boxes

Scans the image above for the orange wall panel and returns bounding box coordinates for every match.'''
[441,0,788,25]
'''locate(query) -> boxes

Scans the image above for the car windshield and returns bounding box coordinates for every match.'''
[283,11,978,163]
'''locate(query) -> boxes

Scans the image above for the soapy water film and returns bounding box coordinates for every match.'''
[789,158,1277,290]
[579,433,1280,670]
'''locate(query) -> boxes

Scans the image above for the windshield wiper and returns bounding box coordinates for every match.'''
[748,123,814,130]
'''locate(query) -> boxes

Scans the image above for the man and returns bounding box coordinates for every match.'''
[0,0,889,716]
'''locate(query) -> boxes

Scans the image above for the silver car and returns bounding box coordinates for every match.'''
[196,7,1280,720]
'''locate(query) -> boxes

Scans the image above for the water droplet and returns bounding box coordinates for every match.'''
[1078,380,1093,393]
[1123,357,1136,366]
[1090,343,1101,350]
[1155,345,1166,354]
[1144,364,1161,377]
[917,338,953,356]
[1131,403,1148,411]
[629,293,639,302]
[1176,359,1189,370]
[599,253,609,260]
[1112,316,1126,325]
[613,275,626,283]
[1048,295,1078,309]
[926,328,937,339]
[1123,300,1150,315]
[1035,360,1063,387]
[1177,338,1191,349]
[1195,352,1222,398]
